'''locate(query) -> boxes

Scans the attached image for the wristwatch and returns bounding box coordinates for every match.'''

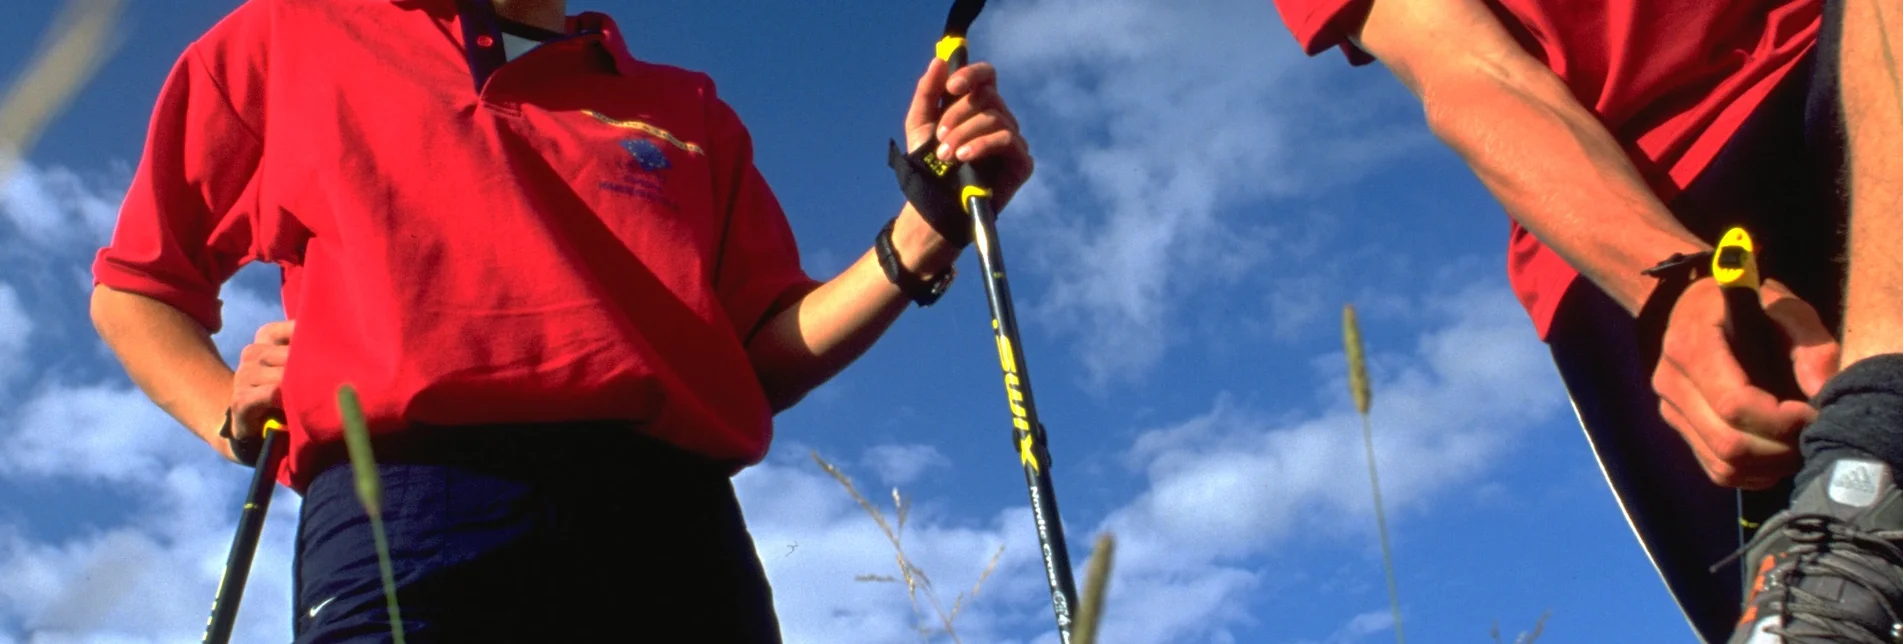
[875,217,956,307]
[217,408,265,468]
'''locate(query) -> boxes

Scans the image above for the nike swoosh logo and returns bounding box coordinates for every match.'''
[308,596,337,619]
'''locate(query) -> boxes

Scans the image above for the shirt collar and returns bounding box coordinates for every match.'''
[566,12,641,77]
[390,1,641,77]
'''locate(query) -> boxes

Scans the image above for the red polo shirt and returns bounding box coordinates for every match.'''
[93,0,820,491]
[1273,0,1820,339]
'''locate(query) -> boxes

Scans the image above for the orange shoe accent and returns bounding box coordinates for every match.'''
[1738,554,1778,626]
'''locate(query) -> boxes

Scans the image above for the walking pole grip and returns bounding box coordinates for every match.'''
[204,417,288,644]
[935,37,994,216]
[1712,228,1800,547]
[1713,229,1804,401]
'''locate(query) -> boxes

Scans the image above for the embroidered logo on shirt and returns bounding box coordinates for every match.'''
[597,136,675,211]
[584,110,693,212]
[620,139,670,172]
[583,110,704,156]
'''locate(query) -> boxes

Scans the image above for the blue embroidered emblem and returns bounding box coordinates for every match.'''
[620,139,670,171]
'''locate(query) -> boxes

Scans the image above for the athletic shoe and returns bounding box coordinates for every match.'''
[1726,458,1903,643]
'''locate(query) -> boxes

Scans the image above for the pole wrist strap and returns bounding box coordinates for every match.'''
[887,137,972,248]
[218,408,264,468]
[1636,250,1716,371]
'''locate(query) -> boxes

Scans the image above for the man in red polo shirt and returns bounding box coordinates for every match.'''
[1273,0,1903,642]
[87,0,1031,641]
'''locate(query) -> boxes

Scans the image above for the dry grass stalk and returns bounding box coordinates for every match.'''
[1343,303,1372,416]
[338,385,407,644]
[0,0,122,184]
[946,544,1003,625]
[1344,303,1404,644]
[1071,533,1117,644]
[812,450,1003,643]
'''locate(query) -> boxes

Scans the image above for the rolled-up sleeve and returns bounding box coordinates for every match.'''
[92,43,264,333]
[702,85,822,344]
[1270,0,1378,66]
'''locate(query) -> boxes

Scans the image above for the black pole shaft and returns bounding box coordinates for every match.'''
[203,427,288,644]
[1715,236,1802,548]
[944,43,1082,643]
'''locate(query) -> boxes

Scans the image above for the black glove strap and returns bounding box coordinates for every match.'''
[887,138,972,248]
[875,217,955,307]
[1636,250,1716,371]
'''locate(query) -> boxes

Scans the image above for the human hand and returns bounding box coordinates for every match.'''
[1653,278,1840,489]
[903,58,1033,212]
[229,319,293,450]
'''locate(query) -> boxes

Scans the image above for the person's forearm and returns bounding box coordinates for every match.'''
[1421,66,1710,314]
[90,285,236,459]
[746,206,959,411]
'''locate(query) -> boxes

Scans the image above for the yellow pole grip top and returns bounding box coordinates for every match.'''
[1712,227,1761,290]
[961,185,992,212]
[936,36,966,62]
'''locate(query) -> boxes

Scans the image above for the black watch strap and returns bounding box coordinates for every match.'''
[875,217,955,307]
[1636,249,1716,371]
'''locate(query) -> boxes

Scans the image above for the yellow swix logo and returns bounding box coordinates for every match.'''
[995,322,1039,472]
[922,147,953,177]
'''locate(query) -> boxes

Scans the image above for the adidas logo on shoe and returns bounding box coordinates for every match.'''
[1827,459,1886,507]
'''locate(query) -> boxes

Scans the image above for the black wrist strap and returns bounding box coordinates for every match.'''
[875,217,955,307]
[1636,250,1715,371]
[887,138,972,248]
[219,408,264,468]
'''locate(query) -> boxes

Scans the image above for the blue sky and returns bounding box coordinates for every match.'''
[0,1,1702,642]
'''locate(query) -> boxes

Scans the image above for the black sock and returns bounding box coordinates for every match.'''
[1794,353,1903,499]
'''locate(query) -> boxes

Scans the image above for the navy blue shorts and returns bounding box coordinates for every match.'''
[290,423,781,643]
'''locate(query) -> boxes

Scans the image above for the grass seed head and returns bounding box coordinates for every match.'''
[1343,303,1371,416]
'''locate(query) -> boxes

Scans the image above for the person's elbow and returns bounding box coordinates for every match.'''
[90,284,128,341]
[745,327,818,414]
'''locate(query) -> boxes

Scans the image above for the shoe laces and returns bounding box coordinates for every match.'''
[1716,512,1903,643]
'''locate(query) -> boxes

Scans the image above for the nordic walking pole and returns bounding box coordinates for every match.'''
[204,416,289,644]
[1710,227,1802,547]
[933,0,1081,639]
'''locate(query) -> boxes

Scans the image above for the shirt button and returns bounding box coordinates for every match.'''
[476,34,495,48]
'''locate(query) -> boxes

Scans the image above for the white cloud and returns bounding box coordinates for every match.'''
[861,444,951,487]
[0,383,209,484]
[0,407,298,643]
[736,452,1040,644]
[731,280,1560,644]
[1,161,123,251]
[982,0,1432,384]
[209,274,286,361]
[1311,609,1396,644]
[0,493,298,643]
[1083,281,1563,643]
[0,160,295,643]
